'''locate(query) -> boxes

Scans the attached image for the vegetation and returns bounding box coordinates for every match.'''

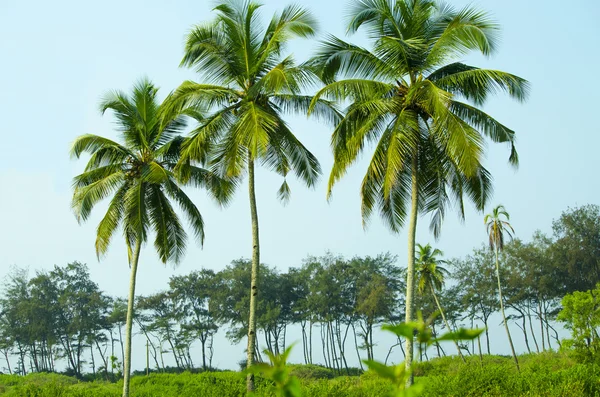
[69,79,231,397]
[1,205,600,382]
[2,0,598,396]
[167,0,335,391]
[0,352,598,396]
[485,205,519,370]
[308,0,528,381]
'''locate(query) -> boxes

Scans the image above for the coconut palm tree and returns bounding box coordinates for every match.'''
[167,0,339,391]
[309,0,528,379]
[70,78,232,397]
[415,243,465,362]
[485,204,519,370]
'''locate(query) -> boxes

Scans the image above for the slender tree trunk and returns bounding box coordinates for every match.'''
[385,338,402,365]
[484,317,491,355]
[95,340,109,379]
[520,314,531,354]
[405,158,419,386]
[369,321,374,360]
[122,241,142,397]
[118,323,125,371]
[430,284,465,362]
[527,305,540,353]
[309,320,313,364]
[470,316,475,355]
[246,156,260,393]
[321,324,329,368]
[201,339,207,370]
[494,247,519,371]
[543,305,552,350]
[3,351,12,374]
[477,334,483,365]
[351,323,363,370]
[537,299,545,351]
[301,322,308,364]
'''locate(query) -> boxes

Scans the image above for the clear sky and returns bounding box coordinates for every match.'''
[0,0,598,370]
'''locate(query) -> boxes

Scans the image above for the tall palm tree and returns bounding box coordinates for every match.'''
[415,243,465,362]
[485,204,519,370]
[167,0,339,391]
[70,79,231,397]
[309,0,528,379]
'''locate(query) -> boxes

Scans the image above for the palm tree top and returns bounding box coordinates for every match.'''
[415,242,449,293]
[70,78,232,264]
[485,204,515,251]
[170,0,342,201]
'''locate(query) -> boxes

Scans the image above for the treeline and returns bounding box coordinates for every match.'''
[1,204,599,378]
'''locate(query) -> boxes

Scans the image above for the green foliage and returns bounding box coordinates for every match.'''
[248,345,302,397]
[551,205,600,293]
[4,353,595,397]
[557,284,600,363]
[288,364,335,380]
[421,358,600,396]
[363,315,483,397]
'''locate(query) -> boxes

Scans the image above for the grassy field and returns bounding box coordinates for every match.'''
[1,352,599,396]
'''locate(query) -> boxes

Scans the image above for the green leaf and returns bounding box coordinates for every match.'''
[434,327,485,342]
[382,323,416,339]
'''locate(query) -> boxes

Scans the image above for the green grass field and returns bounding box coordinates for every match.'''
[1,352,599,396]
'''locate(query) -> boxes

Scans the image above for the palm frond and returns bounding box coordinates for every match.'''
[72,171,125,223]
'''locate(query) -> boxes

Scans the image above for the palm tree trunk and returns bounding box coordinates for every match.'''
[430,284,465,362]
[405,158,418,386]
[122,241,142,397]
[246,156,260,392]
[494,247,520,371]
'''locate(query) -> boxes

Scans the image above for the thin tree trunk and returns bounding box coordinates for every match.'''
[520,313,531,354]
[309,320,313,364]
[301,322,308,364]
[201,339,207,370]
[122,241,142,397]
[537,299,545,351]
[369,322,374,360]
[90,344,96,375]
[351,323,363,370]
[527,305,540,353]
[96,339,109,380]
[118,323,125,372]
[430,284,465,362]
[484,317,491,355]
[385,339,402,365]
[477,334,483,365]
[246,156,260,393]
[405,157,419,386]
[3,351,12,374]
[494,247,519,371]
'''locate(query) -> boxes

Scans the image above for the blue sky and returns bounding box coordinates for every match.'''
[0,0,598,370]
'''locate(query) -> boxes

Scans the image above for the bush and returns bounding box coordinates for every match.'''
[289,364,335,380]
[0,354,597,397]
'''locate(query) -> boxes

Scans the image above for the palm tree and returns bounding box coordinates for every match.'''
[415,243,465,362]
[309,0,528,379]
[485,204,519,370]
[70,79,231,397]
[167,1,339,391]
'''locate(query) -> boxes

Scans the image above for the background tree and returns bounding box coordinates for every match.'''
[169,270,219,370]
[557,284,600,363]
[415,243,464,362]
[70,78,229,397]
[451,248,497,356]
[170,1,338,390]
[309,0,528,380]
[551,204,600,293]
[485,205,519,370]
